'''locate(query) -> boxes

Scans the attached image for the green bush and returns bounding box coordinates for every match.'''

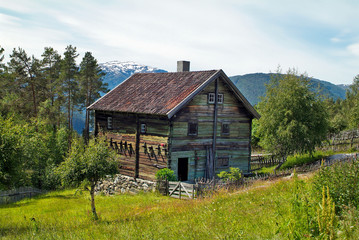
[155,168,176,181]
[312,158,359,212]
[217,167,242,182]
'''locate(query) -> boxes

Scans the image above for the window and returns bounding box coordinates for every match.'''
[217,157,229,167]
[188,122,198,136]
[222,123,230,135]
[217,94,224,104]
[140,123,147,134]
[208,93,215,104]
[107,117,113,129]
[208,93,224,104]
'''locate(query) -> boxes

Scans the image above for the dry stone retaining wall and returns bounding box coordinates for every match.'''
[95,174,155,195]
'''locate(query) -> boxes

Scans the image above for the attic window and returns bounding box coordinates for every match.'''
[107,117,113,129]
[208,93,215,104]
[140,123,147,134]
[208,93,224,104]
[188,122,198,136]
[217,94,224,104]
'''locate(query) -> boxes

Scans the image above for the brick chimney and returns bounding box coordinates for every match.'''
[177,61,190,72]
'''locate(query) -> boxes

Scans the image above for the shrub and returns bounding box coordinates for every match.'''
[312,157,359,212]
[155,168,176,181]
[217,167,242,182]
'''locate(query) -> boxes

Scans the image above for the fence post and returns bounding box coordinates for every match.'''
[179,183,181,199]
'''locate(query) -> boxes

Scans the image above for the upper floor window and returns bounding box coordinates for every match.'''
[140,123,147,134]
[188,122,198,136]
[107,117,113,129]
[208,93,224,104]
[208,93,215,104]
[217,94,224,104]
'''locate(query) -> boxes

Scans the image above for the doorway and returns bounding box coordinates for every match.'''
[177,158,188,181]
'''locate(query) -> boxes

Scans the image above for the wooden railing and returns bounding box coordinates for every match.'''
[250,154,284,171]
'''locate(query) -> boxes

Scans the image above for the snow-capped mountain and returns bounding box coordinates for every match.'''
[100,61,167,90]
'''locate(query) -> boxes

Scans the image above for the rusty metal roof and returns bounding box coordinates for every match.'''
[88,70,219,115]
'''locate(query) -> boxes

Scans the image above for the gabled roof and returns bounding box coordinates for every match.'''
[88,70,260,119]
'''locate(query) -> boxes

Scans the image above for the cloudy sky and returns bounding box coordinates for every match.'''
[1,0,358,84]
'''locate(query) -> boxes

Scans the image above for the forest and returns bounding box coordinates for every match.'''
[0,45,109,190]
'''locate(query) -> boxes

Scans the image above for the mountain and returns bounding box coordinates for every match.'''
[100,61,167,90]
[229,73,347,106]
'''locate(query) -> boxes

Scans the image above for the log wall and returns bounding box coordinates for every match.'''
[95,111,169,180]
[170,77,252,180]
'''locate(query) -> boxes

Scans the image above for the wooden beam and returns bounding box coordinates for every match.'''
[135,115,140,178]
[212,78,219,177]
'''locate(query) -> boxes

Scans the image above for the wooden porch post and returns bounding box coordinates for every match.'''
[135,115,140,178]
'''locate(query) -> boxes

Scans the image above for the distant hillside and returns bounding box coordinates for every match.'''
[230,73,347,106]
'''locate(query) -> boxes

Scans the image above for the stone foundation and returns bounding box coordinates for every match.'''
[95,174,155,195]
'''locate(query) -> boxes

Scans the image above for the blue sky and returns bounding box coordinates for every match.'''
[1,0,359,84]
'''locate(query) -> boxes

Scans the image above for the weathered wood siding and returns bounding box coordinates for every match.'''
[95,111,169,180]
[170,77,252,180]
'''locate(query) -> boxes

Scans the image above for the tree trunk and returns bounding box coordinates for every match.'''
[90,183,98,220]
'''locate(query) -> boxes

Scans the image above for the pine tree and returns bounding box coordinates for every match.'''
[40,47,63,129]
[8,48,43,119]
[59,45,79,142]
[79,52,108,143]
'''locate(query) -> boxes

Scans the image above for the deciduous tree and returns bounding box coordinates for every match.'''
[257,68,328,159]
[58,137,118,220]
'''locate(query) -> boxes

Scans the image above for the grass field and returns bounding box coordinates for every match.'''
[1,178,301,239]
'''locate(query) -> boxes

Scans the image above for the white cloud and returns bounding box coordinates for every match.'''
[347,43,359,56]
[1,0,359,84]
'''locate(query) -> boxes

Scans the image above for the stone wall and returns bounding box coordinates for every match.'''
[95,174,155,195]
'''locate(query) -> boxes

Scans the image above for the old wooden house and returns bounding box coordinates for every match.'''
[88,61,260,181]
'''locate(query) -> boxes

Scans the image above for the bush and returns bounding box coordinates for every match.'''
[217,167,242,182]
[155,168,176,181]
[312,158,359,212]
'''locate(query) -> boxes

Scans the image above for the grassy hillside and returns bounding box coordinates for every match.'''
[230,73,347,105]
[0,180,304,239]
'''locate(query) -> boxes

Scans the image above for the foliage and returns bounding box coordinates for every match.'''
[155,168,176,181]
[317,186,337,240]
[0,116,25,189]
[217,167,242,182]
[312,158,359,212]
[280,151,333,170]
[257,68,329,157]
[58,137,119,219]
[346,74,359,129]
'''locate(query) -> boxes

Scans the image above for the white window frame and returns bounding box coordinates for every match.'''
[107,117,113,129]
[140,123,147,134]
[208,93,223,104]
[217,93,224,104]
[208,93,215,104]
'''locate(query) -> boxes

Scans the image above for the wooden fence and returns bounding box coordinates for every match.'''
[250,154,284,171]
[0,187,43,204]
[323,129,359,152]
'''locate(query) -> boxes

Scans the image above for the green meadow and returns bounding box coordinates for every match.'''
[1,179,303,239]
